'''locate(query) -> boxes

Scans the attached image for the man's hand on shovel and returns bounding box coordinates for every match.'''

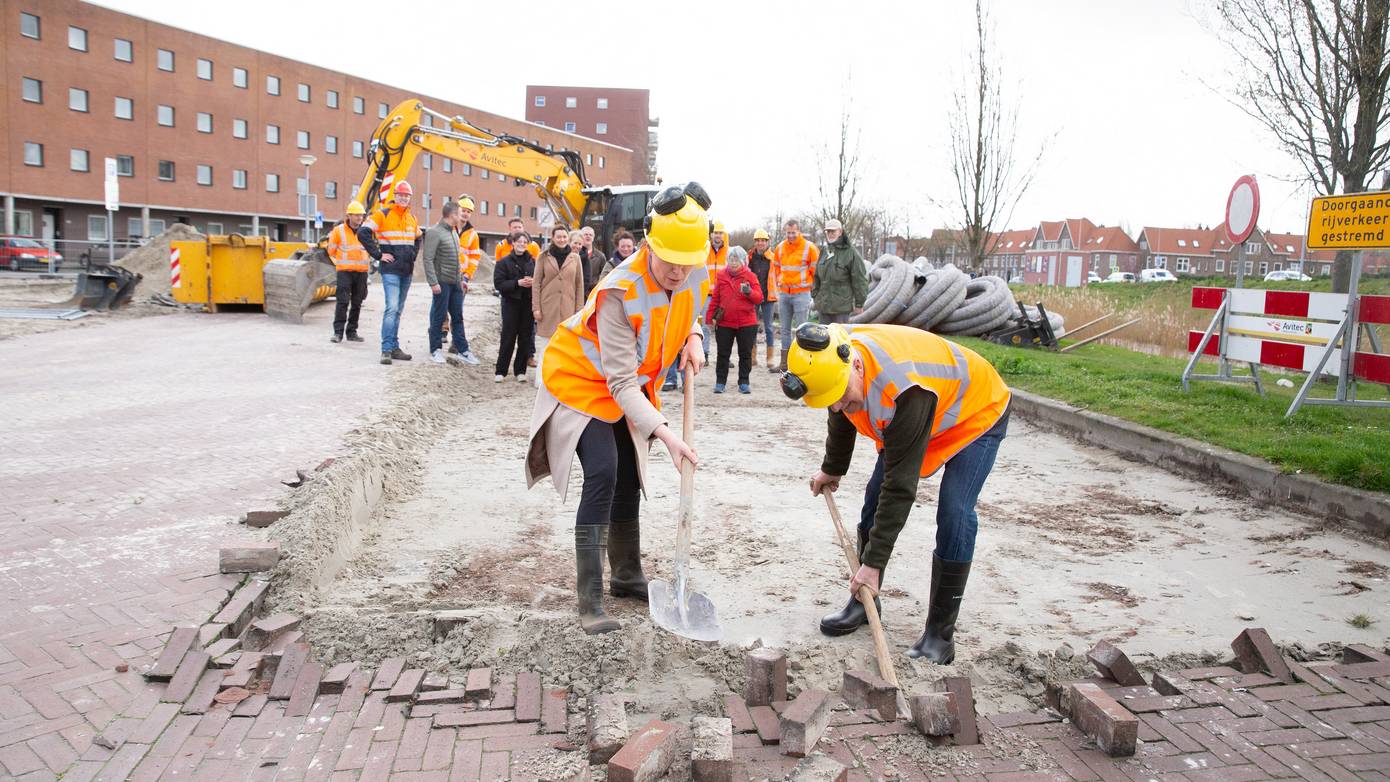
[849,564,881,599]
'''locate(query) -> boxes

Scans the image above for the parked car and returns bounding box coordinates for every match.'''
[1101,272,1136,283]
[0,236,62,272]
[1007,273,1024,284]
[1264,269,1312,282]
[1087,271,1102,284]
[1140,268,1178,283]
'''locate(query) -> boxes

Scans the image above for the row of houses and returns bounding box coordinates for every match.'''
[880,218,1390,286]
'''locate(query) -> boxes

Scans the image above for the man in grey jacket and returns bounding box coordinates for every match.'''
[423,202,465,365]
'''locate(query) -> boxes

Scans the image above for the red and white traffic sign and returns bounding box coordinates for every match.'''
[1224,175,1260,244]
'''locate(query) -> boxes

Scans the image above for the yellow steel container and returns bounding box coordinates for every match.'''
[169,235,309,310]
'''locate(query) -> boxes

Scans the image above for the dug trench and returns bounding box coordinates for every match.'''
[264,290,1389,732]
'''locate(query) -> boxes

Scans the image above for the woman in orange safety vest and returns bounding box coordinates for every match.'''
[525,183,713,635]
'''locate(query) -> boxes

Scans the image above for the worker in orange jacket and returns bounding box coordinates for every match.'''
[771,218,820,370]
[358,180,422,365]
[328,200,370,344]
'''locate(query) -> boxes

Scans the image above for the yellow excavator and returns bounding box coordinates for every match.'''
[171,99,658,321]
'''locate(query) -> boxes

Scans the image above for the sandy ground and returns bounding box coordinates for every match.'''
[0,272,174,340]
[265,289,1390,726]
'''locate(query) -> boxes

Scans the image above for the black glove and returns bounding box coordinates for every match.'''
[739,282,751,296]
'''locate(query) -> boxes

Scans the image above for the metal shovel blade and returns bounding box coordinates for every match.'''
[648,572,722,642]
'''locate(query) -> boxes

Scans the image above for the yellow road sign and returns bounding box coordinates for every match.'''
[1307,193,1390,249]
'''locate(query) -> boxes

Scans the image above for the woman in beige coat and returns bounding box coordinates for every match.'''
[532,225,587,387]
[525,182,713,635]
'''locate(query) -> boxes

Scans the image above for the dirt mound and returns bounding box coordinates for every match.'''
[115,223,204,296]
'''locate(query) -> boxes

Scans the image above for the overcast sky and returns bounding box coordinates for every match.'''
[97,0,1322,237]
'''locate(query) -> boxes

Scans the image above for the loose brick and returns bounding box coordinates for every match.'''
[587,694,629,764]
[243,613,302,652]
[943,676,979,746]
[268,642,310,701]
[1232,628,1294,683]
[431,609,479,641]
[1152,671,1195,697]
[1330,660,1390,679]
[219,542,281,573]
[722,694,755,734]
[161,650,210,702]
[908,692,955,736]
[422,673,448,691]
[387,669,426,703]
[433,710,518,728]
[780,689,832,757]
[1179,666,1243,680]
[1211,672,1281,690]
[691,715,732,782]
[415,688,470,705]
[145,627,198,681]
[204,638,240,662]
[370,656,406,691]
[1250,684,1318,702]
[285,662,323,717]
[180,669,223,714]
[1067,683,1138,757]
[1119,694,1191,713]
[516,671,542,722]
[841,670,897,721]
[1343,644,1390,665]
[320,662,357,695]
[464,667,493,699]
[607,719,678,782]
[197,622,228,647]
[243,510,289,528]
[787,753,848,782]
[211,579,269,637]
[1088,640,1147,687]
[541,687,567,734]
[749,705,781,745]
[743,648,787,707]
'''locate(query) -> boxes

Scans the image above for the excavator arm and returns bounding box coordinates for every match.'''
[353,100,591,228]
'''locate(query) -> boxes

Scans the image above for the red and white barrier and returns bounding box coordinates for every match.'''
[170,246,182,289]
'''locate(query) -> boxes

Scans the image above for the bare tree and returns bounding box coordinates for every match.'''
[1216,0,1390,291]
[944,0,1045,275]
[814,99,864,237]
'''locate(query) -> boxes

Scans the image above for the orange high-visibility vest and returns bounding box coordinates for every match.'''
[362,204,420,246]
[543,245,710,422]
[707,244,729,277]
[327,222,369,272]
[843,324,1010,478]
[458,225,481,278]
[773,236,819,294]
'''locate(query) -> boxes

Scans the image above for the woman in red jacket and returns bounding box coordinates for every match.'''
[706,246,764,394]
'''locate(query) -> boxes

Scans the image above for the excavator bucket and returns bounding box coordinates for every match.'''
[66,265,142,311]
[263,247,337,323]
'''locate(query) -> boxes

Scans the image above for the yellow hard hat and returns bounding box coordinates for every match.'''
[781,323,853,408]
[346,200,366,216]
[646,185,712,267]
[457,196,475,210]
[753,229,770,241]
[712,221,726,235]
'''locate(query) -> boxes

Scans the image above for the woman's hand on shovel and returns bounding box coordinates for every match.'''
[656,424,698,473]
[849,564,881,599]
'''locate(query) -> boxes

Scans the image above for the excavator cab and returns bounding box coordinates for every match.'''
[581,186,659,256]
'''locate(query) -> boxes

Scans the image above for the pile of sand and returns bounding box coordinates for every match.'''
[115,223,204,296]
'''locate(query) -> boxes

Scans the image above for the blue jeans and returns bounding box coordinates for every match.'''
[859,410,1009,562]
[428,282,467,353]
[777,291,811,350]
[758,301,776,346]
[379,272,411,352]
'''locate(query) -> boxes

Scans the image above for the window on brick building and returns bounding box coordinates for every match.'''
[497,202,505,216]
[116,155,134,176]
[157,105,174,126]
[325,181,338,200]
[233,169,247,189]
[197,112,213,133]
[1246,242,1261,254]
[233,67,247,88]
[23,143,42,166]
[20,12,39,39]
[1259,261,1269,275]
[157,160,175,180]
[599,156,605,169]
[463,164,472,176]
[597,98,608,109]
[233,118,247,138]
[21,77,41,103]
[266,173,280,192]
[353,96,364,114]
[378,102,388,119]
[115,96,133,119]
[1216,258,1226,272]
[481,169,489,180]
[297,83,310,102]
[114,38,132,62]
[596,123,607,135]
[68,26,87,51]
[1245,260,1253,274]
[297,130,310,149]
[534,95,545,106]
[352,140,363,158]
[1177,257,1190,273]
[88,215,107,241]
[197,58,213,80]
[266,75,280,95]
[586,153,593,165]
[442,159,452,173]
[266,124,280,144]
[565,97,576,108]
[207,223,223,235]
[68,87,88,112]
[326,135,337,154]
[197,165,213,186]
[157,49,174,71]
[564,122,576,132]
[70,148,89,172]
[327,90,339,109]
[480,200,489,215]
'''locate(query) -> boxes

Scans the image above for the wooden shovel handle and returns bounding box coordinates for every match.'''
[824,492,900,688]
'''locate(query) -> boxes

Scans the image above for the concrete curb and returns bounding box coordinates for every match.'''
[1008,389,1390,540]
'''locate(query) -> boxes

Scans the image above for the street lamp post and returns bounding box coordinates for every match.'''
[298,154,317,242]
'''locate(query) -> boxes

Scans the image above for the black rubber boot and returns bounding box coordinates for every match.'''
[907,555,972,663]
[819,529,884,637]
[346,333,363,342]
[574,526,620,635]
[331,333,343,343]
[608,519,649,601]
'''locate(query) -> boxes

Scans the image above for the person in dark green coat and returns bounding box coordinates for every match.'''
[812,219,868,324]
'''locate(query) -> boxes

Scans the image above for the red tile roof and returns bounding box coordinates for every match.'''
[1263,231,1337,262]
[1139,227,1219,256]
[986,228,1037,254]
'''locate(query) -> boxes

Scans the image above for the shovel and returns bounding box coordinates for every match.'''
[823,492,906,707]
[648,363,723,642]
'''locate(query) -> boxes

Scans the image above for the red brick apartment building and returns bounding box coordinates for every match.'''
[1009,218,1140,286]
[1135,226,1348,277]
[2,0,644,261]
[525,86,657,182]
